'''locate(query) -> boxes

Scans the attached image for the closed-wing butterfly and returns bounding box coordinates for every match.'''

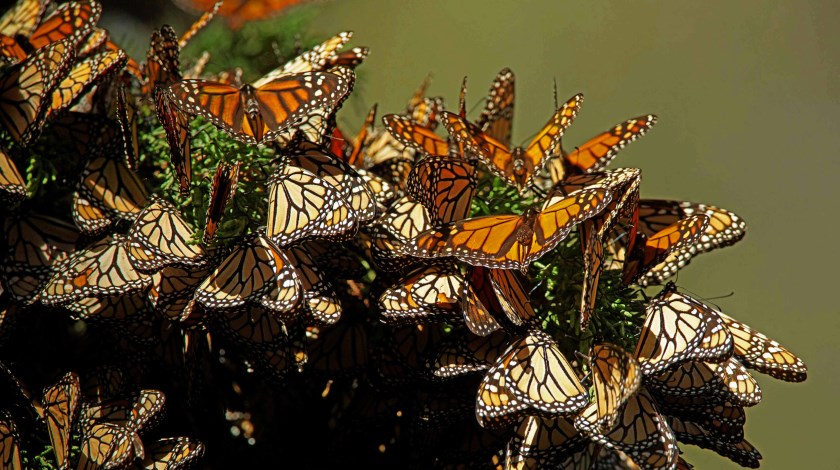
[45,48,126,120]
[667,415,761,468]
[630,200,747,286]
[0,1,101,63]
[141,437,205,469]
[621,213,710,285]
[476,330,588,428]
[378,263,466,326]
[33,372,81,470]
[0,413,22,470]
[476,67,515,147]
[716,310,807,382]
[76,422,135,470]
[167,67,354,145]
[127,196,207,272]
[574,343,642,436]
[154,86,192,195]
[202,161,239,244]
[634,284,733,376]
[40,235,152,305]
[77,154,150,221]
[442,93,582,193]
[401,187,611,273]
[405,155,476,224]
[648,357,761,407]
[0,39,74,145]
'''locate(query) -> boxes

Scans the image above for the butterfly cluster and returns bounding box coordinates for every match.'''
[0,0,807,468]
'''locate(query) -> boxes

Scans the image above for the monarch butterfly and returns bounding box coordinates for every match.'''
[0,1,101,63]
[472,266,538,330]
[46,49,126,119]
[63,292,152,325]
[283,141,377,223]
[266,159,358,246]
[574,343,641,436]
[127,196,207,272]
[149,264,213,320]
[40,235,152,305]
[255,31,353,86]
[476,331,588,428]
[326,46,369,69]
[442,93,582,193]
[80,389,166,435]
[382,113,453,158]
[366,196,434,273]
[621,213,710,285]
[116,83,139,170]
[167,67,354,145]
[405,156,476,224]
[658,398,746,443]
[285,245,342,326]
[0,0,48,40]
[551,168,641,329]
[401,187,611,273]
[716,310,807,382]
[634,284,733,376]
[666,415,762,468]
[3,212,79,303]
[0,413,21,470]
[629,200,747,286]
[378,263,467,325]
[203,160,239,244]
[342,104,376,167]
[154,86,192,195]
[174,0,308,30]
[548,114,658,183]
[432,330,509,378]
[77,155,150,221]
[0,146,26,204]
[177,1,221,49]
[72,192,115,235]
[194,232,299,311]
[77,27,108,57]
[34,372,81,470]
[648,357,761,407]
[476,68,515,147]
[583,387,678,469]
[506,416,592,469]
[0,39,73,145]
[76,422,135,470]
[141,437,206,470]
[144,25,181,95]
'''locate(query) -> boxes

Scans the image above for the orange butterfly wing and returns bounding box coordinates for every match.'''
[520,93,583,181]
[383,114,450,157]
[622,214,709,285]
[29,1,100,49]
[565,114,657,173]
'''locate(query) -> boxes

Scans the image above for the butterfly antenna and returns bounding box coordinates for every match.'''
[553,78,559,109]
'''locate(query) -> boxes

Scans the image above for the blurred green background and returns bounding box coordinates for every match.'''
[107,0,839,467]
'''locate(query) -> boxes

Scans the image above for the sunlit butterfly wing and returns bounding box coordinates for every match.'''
[76,422,134,470]
[403,188,610,271]
[284,140,377,223]
[34,372,80,470]
[255,31,352,86]
[383,114,450,157]
[635,200,747,285]
[168,69,353,145]
[128,196,207,272]
[28,1,101,50]
[142,437,205,470]
[202,161,239,244]
[77,27,109,57]
[405,156,476,224]
[621,214,709,285]
[564,114,657,174]
[506,416,590,469]
[476,67,515,147]
[634,284,732,376]
[378,263,463,325]
[41,235,152,305]
[432,330,509,378]
[716,310,807,382]
[476,331,587,428]
[78,155,149,220]
[326,46,369,69]
[72,192,115,236]
[47,49,126,119]
[266,161,356,246]
[195,233,298,310]
[0,39,73,145]
[0,0,48,38]
[575,343,641,436]
[177,1,221,49]
[145,25,181,94]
